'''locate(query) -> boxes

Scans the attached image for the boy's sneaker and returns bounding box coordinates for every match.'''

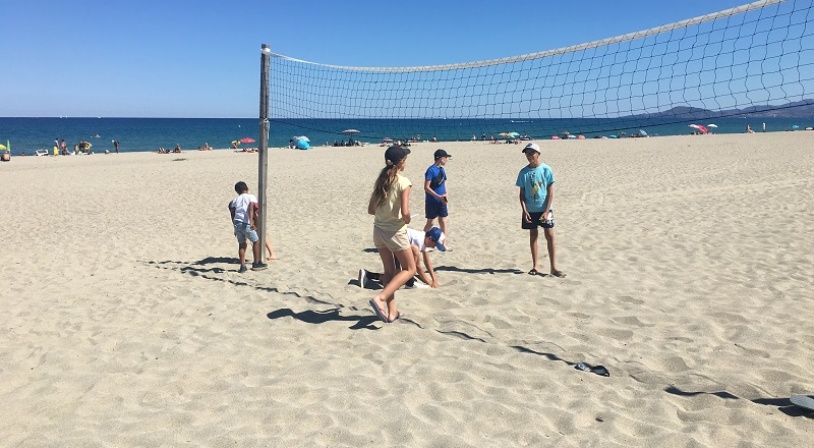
[238,264,248,274]
[251,262,268,271]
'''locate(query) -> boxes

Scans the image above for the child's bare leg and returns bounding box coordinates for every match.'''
[265,241,276,260]
[252,240,262,264]
[423,218,434,233]
[372,248,416,321]
[371,248,397,317]
[439,216,449,248]
[544,227,564,275]
[238,242,248,265]
[529,228,540,272]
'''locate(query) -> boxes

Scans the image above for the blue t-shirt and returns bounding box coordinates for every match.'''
[425,164,447,203]
[516,163,555,213]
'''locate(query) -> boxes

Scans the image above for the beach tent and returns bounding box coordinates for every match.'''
[295,138,311,150]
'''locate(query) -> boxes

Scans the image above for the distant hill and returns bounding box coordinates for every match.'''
[631,99,814,119]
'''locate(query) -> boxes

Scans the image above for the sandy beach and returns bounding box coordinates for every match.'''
[1,133,812,447]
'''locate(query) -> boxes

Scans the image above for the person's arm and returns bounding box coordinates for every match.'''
[423,179,445,201]
[422,251,439,288]
[229,204,236,221]
[400,186,412,224]
[519,188,530,222]
[249,202,257,229]
[542,184,554,216]
[367,194,377,215]
[412,246,431,285]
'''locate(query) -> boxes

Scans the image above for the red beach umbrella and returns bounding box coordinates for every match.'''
[239,137,256,144]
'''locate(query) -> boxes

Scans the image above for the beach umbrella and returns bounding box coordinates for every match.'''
[0,143,5,150]
[707,124,718,128]
[293,135,310,142]
[551,135,560,140]
[239,137,256,144]
[79,141,92,149]
[382,137,393,142]
[341,129,361,135]
[791,125,800,130]
[689,124,708,134]
[295,139,311,150]
[638,129,648,137]
[509,131,521,137]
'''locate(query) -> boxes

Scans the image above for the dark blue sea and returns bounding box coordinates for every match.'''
[1,116,812,154]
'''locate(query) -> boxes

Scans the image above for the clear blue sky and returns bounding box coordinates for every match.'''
[1,0,752,118]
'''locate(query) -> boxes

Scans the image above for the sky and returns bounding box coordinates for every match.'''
[0,0,756,118]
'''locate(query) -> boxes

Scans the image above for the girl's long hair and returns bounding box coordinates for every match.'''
[370,162,399,208]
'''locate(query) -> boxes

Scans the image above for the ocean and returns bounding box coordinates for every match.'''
[1,116,812,154]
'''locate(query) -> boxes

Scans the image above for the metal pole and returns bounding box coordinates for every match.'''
[258,44,271,263]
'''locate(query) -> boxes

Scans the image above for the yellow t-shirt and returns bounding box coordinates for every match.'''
[374,174,412,232]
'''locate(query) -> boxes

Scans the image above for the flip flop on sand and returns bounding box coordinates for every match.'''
[528,269,544,276]
[368,300,389,323]
[575,362,610,377]
[551,270,567,278]
[389,311,404,323]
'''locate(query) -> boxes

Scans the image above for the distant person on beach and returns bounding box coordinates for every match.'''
[172,144,182,153]
[113,140,120,154]
[367,145,414,323]
[424,149,452,249]
[746,124,755,134]
[517,142,565,278]
[60,139,67,155]
[359,226,446,290]
[228,181,268,273]
[762,122,766,133]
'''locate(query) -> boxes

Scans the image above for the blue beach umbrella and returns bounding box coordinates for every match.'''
[791,124,800,130]
[295,138,311,150]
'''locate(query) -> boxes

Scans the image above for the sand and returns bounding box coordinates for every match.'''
[1,133,812,447]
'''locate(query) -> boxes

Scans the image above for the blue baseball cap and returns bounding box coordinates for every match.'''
[426,227,446,251]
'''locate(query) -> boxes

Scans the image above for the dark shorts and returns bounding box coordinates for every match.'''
[425,200,449,219]
[522,210,554,229]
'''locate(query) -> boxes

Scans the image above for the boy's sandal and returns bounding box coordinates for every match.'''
[551,270,567,278]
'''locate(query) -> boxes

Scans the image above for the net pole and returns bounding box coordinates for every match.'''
[258,43,271,264]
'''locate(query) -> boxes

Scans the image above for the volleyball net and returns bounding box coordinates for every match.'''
[269,0,814,143]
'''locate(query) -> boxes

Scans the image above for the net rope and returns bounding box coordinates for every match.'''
[270,0,814,144]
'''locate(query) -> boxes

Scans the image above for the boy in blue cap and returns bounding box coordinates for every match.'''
[359,226,446,289]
